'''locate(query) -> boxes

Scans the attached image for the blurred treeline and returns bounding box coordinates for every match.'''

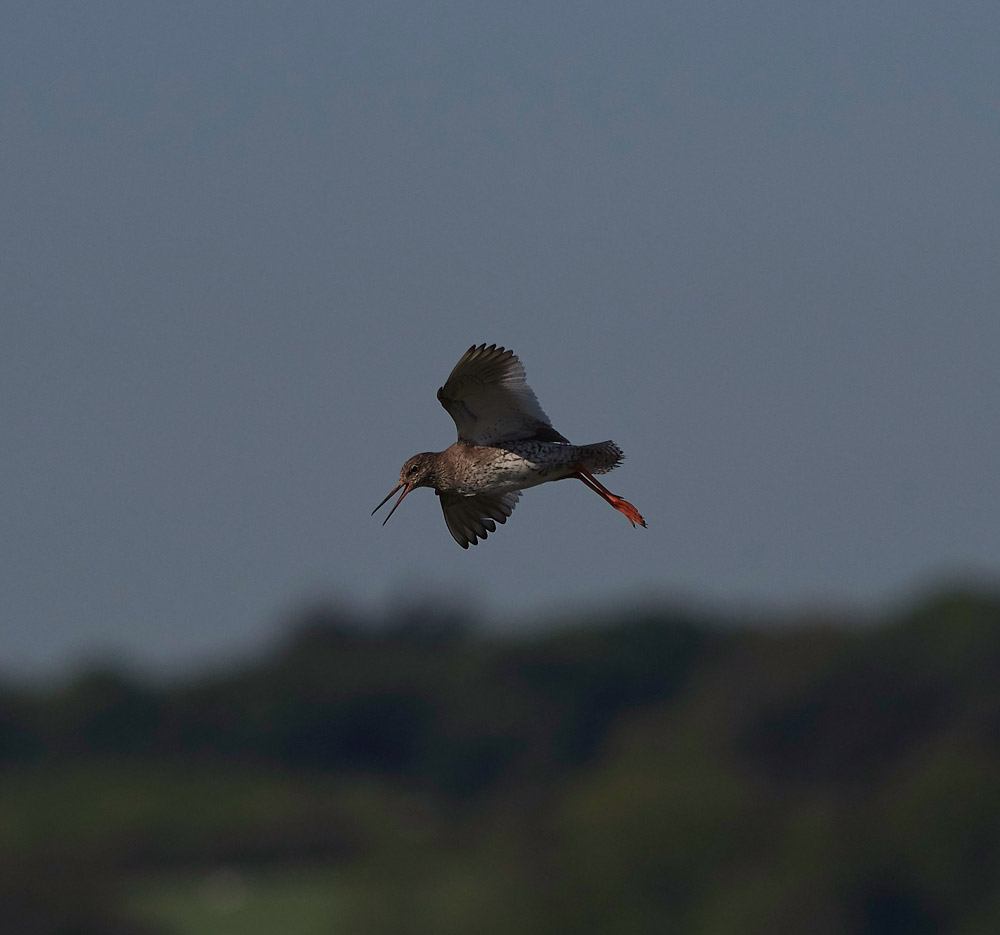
[1,586,999,934]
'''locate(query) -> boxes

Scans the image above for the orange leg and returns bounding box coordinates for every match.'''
[572,463,647,528]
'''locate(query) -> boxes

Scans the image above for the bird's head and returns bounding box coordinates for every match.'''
[371,452,439,525]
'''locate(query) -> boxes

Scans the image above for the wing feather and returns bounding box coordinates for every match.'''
[437,344,569,446]
[438,490,521,548]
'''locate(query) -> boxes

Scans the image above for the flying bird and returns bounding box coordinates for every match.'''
[372,344,646,548]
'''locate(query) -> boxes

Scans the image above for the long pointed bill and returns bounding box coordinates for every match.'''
[371,483,413,526]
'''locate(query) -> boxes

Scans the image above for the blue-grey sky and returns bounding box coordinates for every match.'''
[4,2,999,676]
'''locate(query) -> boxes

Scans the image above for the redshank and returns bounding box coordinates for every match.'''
[372,343,647,548]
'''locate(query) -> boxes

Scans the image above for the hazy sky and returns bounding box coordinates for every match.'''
[4,2,999,675]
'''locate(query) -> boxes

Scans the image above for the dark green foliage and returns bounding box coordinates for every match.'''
[1,586,999,933]
[507,612,711,766]
[0,854,150,935]
[0,690,42,763]
[49,670,164,758]
[745,589,1000,787]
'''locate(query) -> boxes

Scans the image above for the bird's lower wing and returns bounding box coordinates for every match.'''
[438,490,521,548]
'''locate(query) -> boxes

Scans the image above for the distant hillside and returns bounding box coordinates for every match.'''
[0,586,997,933]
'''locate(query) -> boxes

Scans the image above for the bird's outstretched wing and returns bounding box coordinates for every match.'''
[437,344,570,446]
[438,490,520,548]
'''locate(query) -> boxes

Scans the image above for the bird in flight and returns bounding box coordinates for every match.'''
[372,343,646,548]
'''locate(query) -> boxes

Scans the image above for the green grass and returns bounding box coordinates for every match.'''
[125,866,342,935]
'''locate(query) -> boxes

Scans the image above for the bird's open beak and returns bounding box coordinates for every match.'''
[371,482,413,526]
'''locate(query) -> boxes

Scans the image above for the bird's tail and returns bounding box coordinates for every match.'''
[574,441,624,475]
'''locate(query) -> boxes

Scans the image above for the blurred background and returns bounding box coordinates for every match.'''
[3,1,999,932]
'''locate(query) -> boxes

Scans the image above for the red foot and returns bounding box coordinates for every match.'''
[606,493,647,528]
[572,463,647,529]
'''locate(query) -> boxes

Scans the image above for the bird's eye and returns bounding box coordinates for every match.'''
[407,465,418,475]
